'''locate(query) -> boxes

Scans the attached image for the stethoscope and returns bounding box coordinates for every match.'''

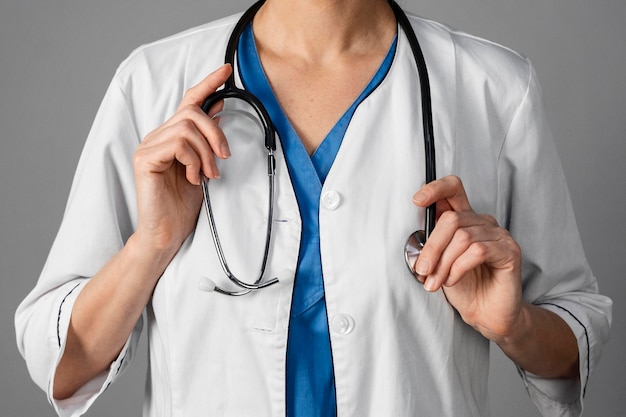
[198,0,436,296]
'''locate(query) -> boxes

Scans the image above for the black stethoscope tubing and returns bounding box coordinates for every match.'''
[201,0,275,152]
[199,0,436,295]
[388,0,437,239]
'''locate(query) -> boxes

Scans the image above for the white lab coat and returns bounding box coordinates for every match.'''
[15,11,612,417]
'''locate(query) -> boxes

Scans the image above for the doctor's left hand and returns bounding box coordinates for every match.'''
[411,175,523,345]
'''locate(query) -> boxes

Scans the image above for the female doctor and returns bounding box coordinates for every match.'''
[16,0,611,416]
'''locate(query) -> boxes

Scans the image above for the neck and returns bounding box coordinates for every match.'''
[253,0,396,62]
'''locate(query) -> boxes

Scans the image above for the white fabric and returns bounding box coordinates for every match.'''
[15,11,612,417]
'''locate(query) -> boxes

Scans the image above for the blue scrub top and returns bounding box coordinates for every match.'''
[238,24,396,417]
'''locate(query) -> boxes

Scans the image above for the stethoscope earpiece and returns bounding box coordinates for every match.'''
[198,277,217,292]
[197,276,255,296]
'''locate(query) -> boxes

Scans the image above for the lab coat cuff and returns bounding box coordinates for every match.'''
[48,282,139,417]
[50,338,135,417]
[518,302,591,417]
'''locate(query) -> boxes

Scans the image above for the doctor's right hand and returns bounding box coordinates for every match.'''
[132,64,232,256]
[54,66,234,401]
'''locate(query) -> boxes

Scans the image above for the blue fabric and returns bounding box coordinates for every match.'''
[238,23,396,417]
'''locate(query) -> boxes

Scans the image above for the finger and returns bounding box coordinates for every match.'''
[166,120,224,180]
[170,105,231,159]
[206,96,225,118]
[423,219,503,290]
[444,234,520,287]
[414,211,487,278]
[435,199,452,221]
[141,119,223,180]
[144,107,230,161]
[134,135,205,185]
[178,64,232,110]
[413,175,472,212]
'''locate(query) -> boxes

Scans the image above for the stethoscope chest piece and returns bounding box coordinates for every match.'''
[404,230,426,277]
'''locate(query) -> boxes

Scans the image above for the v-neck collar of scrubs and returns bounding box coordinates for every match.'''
[238,21,397,312]
[237,20,397,312]
[237,22,396,417]
[237,24,397,186]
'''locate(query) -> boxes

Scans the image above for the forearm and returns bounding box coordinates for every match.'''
[53,233,176,400]
[496,302,579,379]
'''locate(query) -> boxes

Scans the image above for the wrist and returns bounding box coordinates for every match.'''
[125,232,180,278]
[494,302,533,349]
[494,303,580,378]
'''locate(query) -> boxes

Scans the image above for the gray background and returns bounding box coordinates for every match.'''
[1,0,624,415]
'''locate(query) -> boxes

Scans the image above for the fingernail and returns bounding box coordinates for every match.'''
[221,143,231,158]
[415,259,430,276]
[208,168,220,179]
[215,63,230,73]
[413,191,428,205]
[424,277,437,292]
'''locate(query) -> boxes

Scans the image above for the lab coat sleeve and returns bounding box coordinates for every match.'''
[14,73,143,417]
[496,61,612,416]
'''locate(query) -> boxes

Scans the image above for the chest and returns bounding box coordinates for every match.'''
[258,53,390,155]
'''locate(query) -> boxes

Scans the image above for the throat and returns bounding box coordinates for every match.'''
[251,0,398,155]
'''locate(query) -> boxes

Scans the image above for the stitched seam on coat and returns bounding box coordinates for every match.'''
[537,302,591,397]
[57,282,82,348]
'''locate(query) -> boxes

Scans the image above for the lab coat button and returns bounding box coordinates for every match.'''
[331,314,355,335]
[322,190,341,210]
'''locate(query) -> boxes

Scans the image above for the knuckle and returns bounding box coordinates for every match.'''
[496,227,516,246]
[497,227,512,240]
[455,228,473,246]
[508,238,522,257]
[132,150,160,175]
[470,241,489,258]
[174,119,197,137]
[141,131,154,144]
[132,150,144,167]
[183,86,199,101]
[449,175,463,187]
[180,103,200,116]
[172,137,192,155]
[481,214,498,226]
[438,210,461,227]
